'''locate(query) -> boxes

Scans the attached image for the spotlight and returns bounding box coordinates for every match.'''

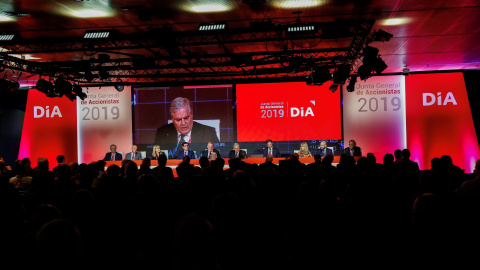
[328,84,339,93]
[53,77,73,98]
[306,66,331,86]
[402,68,410,76]
[0,78,19,92]
[357,65,372,81]
[374,57,388,74]
[346,76,357,92]
[35,79,54,96]
[199,23,227,31]
[0,32,21,42]
[287,24,316,34]
[83,29,119,39]
[372,29,393,42]
[114,84,124,92]
[72,84,87,100]
[333,65,350,85]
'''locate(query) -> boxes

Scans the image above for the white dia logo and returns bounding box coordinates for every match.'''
[34,106,63,118]
[291,107,314,117]
[422,92,457,106]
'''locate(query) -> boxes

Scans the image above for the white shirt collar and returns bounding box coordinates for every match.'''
[177,131,192,143]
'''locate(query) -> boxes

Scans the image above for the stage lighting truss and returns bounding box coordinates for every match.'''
[0,20,379,86]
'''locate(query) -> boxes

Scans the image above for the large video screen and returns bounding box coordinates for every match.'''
[236,81,342,142]
[133,85,234,157]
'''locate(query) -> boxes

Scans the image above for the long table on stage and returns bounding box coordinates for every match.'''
[105,156,359,177]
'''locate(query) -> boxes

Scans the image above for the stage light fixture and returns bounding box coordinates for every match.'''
[374,57,388,74]
[306,66,332,86]
[0,33,20,42]
[72,84,87,100]
[35,79,54,96]
[357,65,372,81]
[199,23,227,31]
[83,29,118,39]
[402,67,410,76]
[333,65,350,85]
[84,69,95,82]
[372,29,393,42]
[0,78,19,92]
[346,75,357,92]
[114,84,124,92]
[328,84,339,93]
[53,77,72,98]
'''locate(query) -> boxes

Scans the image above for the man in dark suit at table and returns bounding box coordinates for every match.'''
[200,141,221,159]
[316,140,333,157]
[228,143,247,159]
[262,139,281,158]
[103,144,123,161]
[344,139,362,156]
[154,97,219,146]
[177,142,196,160]
[125,145,143,160]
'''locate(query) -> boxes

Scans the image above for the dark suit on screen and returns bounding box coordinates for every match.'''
[103,152,123,161]
[154,121,219,146]
[200,149,221,159]
[177,150,196,160]
[344,146,362,156]
[316,147,333,157]
[125,152,142,160]
[228,150,247,159]
[262,147,281,158]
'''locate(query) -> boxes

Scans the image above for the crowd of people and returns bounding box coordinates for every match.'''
[1,150,480,268]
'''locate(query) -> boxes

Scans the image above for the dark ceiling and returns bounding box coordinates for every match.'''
[0,0,479,87]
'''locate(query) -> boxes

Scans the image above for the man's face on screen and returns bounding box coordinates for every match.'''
[132,145,137,153]
[110,145,117,153]
[172,106,194,135]
[349,141,356,150]
[320,142,327,150]
[266,142,273,148]
[234,145,240,152]
[183,144,189,151]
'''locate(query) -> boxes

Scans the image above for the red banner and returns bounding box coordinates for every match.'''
[18,90,78,167]
[405,72,479,172]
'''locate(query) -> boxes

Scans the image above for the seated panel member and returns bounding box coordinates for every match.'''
[316,140,333,157]
[177,142,196,160]
[228,143,247,159]
[125,145,143,160]
[152,145,163,160]
[200,141,221,159]
[262,139,281,158]
[298,142,312,158]
[103,144,123,161]
[344,140,362,156]
[154,97,219,145]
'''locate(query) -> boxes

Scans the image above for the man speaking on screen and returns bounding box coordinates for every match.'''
[154,97,219,146]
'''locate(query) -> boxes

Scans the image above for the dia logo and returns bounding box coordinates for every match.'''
[34,106,63,118]
[422,92,457,106]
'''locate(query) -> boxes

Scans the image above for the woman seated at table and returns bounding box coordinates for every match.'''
[151,145,162,160]
[298,142,312,158]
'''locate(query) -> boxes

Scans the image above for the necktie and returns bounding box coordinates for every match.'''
[236,152,238,158]
[111,153,114,161]
[185,151,187,156]
[209,151,211,158]
[269,148,271,155]
[132,153,135,160]
[324,149,326,156]
[179,135,185,144]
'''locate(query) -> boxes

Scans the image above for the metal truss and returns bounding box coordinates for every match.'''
[0,20,376,86]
